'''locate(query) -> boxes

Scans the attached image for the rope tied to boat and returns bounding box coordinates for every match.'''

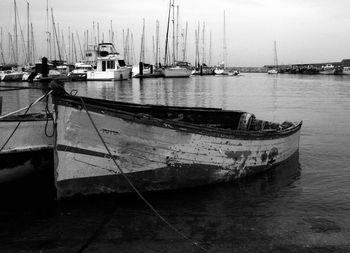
[44,93,55,138]
[0,90,53,119]
[0,89,53,152]
[78,96,210,253]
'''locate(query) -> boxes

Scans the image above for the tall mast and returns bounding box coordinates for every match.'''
[197,21,200,66]
[31,23,35,62]
[122,29,125,59]
[46,0,50,59]
[68,27,71,63]
[0,27,5,64]
[14,0,18,64]
[140,18,145,63]
[202,22,205,64]
[176,5,179,61]
[27,1,30,64]
[97,22,100,44]
[155,20,159,67]
[110,20,113,44]
[274,40,278,67]
[125,29,130,63]
[164,0,171,66]
[183,21,187,62]
[209,31,212,66]
[131,31,136,64]
[92,21,95,45]
[72,33,77,62]
[86,29,89,54]
[152,35,155,64]
[76,32,83,62]
[172,0,175,64]
[9,33,15,63]
[223,10,227,65]
[51,8,61,62]
[61,31,67,61]
[194,29,198,67]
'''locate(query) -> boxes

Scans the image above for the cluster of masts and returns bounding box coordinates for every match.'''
[0,0,221,71]
[0,0,36,67]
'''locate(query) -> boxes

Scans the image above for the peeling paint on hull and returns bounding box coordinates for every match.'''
[54,100,302,199]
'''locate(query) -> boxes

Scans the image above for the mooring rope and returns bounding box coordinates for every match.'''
[0,90,53,152]
[78,97,209,253]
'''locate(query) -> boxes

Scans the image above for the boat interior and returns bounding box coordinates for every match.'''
[57,93,296,133]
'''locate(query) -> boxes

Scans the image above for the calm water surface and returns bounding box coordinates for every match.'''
[1,73,350,252]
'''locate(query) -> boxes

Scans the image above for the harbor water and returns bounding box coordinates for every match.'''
[1,73,350,252]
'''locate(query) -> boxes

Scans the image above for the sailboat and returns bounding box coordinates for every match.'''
[162,0,192,78]
[267,40,279,74]
[214,11,228,76]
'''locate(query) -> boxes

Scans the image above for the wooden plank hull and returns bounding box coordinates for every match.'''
[54,103,301,199]
[0,116,54,183]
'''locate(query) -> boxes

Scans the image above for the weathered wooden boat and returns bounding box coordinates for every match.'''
[52,86,302,199]
[0,113,54,184]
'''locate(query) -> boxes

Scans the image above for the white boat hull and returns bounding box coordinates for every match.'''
[1,72,24,82]
[86,67,131,81]
[214,69,228,75]
[267,69,278,74]
[163,67,192,77]
[319,69,335,75]
[54,103,301,198]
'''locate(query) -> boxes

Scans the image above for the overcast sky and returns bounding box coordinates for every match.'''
[1,0,349,66]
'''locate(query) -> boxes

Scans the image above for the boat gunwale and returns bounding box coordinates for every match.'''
[0,145,53,155]
[0,113,53,122]
[54,95,302,140]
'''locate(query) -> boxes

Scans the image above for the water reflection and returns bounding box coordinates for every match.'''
[4,73,350,251]
[0,151,301,252]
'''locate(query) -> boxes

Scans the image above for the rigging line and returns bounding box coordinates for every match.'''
[78,97,209,253]
[0,90,53,119]
[0,89,52,152]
